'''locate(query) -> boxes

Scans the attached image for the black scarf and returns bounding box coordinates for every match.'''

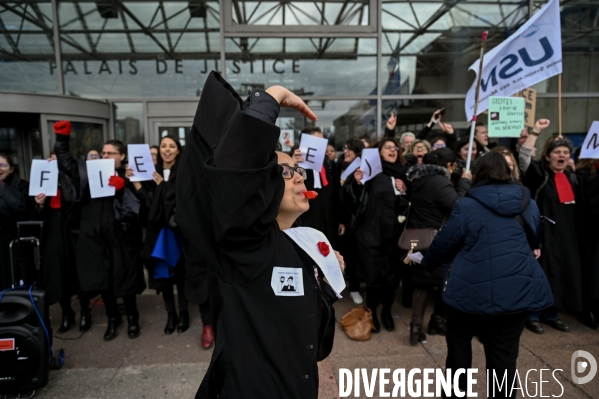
[382,161,404,178]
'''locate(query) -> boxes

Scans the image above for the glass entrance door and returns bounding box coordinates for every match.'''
[0,112,43,180]
[151,120,193,146]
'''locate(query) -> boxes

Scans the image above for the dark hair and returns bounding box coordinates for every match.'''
[104,139,126,156]
[157,135,183,179]
[150,145,159,151]
[454,137,482,157]
[378,138,405,166]
[301,127,322,135]
[0,153,15,169]
[345,138,365,157]
[423,147,456,167]
[540,135,573,160]
[472,152,513,185]
[475,122,486,129]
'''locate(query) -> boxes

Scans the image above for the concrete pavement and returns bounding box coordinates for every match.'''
[29,291,599,398]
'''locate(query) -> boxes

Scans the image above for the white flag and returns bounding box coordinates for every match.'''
[465,0,562,121]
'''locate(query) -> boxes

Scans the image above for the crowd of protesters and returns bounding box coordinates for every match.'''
[1,98,598,397]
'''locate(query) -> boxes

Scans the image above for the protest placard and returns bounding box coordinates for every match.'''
[360,149,383,184]
[579,122,599,159]
[128,144,155,182]
[488,97,525,138]
[28,159,58,196]
[298,134,328,172]
[87,159,115,198]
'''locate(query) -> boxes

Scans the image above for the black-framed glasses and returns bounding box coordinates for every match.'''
[384,145,400,151]
[281,165,307,180]
[101,151,120,156]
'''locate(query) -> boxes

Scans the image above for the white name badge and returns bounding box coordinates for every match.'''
[271,267,304,297]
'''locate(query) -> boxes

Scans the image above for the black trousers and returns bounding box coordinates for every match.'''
[445,307,526,399]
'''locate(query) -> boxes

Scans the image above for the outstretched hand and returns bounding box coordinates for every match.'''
[265,86,317,121]
[386,112,397,131]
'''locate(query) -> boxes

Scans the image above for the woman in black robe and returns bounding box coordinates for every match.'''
[53,123,146,341]
[338,138,366,305]
[33,153,90,333]
[522,134,582,333]
[575,158,599,329]
[353,138,409,332]
[176,72,343,399]
[0,153,32,289]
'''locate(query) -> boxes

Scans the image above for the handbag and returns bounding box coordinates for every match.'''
[398,202,445,264]
[340,305,374,341]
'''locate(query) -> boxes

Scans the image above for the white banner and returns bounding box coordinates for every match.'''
[465,0,562,121]
[579,122,599,160]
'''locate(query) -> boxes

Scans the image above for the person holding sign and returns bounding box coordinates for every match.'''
[575,157,599,329]
[0,153,33,290]
[33,152,91,333]
[338,138,367,304]
[351,138,409,332]
[175,72,344,399]
[53,121,146,341]
[520,121,582,334]
[291,127,341,245]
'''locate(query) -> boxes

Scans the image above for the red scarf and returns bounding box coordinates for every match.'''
[554,172,575,204]
[319,166,329,187]
[50,190,62,209]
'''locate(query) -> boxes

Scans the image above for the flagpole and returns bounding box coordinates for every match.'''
[558,73,563,137]
[466,31,489,172]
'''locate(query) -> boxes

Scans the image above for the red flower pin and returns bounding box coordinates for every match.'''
[317,242,330,257]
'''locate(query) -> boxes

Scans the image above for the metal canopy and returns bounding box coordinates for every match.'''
[0,0,597,63]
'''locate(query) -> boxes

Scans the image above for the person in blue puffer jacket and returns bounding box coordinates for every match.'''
[421,152,553,399]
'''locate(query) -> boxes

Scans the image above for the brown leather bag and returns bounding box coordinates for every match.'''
[340,306,374,341]
[397,202,445,264]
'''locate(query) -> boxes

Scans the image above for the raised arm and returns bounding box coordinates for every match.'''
[519,119,549,175]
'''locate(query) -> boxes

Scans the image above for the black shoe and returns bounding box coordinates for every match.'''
[525,320,545,334]
[428,315,446,336]
[177,310,189,333]
[127,313,140,339]
[79,311,92,332]
[103,316,122,341]
[410,324,426,346]
[543,319,570,332]
[371,311,381,334]
[164,311,178,335]
[579,311,598,330]
[381,308,395,332]
[57,311,75,333]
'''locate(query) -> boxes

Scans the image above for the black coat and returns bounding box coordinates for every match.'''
[54,137,146,297]
[575,168,599,304]
[524,160,582,312]
[300,158,341,246]
[142,169,186,291]
[0,174,30,289]
[355,162,409,288]
[405,164,470,288]
[176,72,337,399]
[36,171,82,304]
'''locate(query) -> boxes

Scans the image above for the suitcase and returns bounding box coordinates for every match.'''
[0,221,64,395]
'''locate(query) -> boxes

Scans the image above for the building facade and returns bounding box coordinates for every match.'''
[1,0,597,178]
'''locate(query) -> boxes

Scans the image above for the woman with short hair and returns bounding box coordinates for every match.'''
[421,152,552,398]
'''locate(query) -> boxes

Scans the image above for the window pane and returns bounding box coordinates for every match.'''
[225,37,377,96]
[115,103,144,144]
[231,1,370,26]
[47,121,104,160]
[275,100,377,152]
